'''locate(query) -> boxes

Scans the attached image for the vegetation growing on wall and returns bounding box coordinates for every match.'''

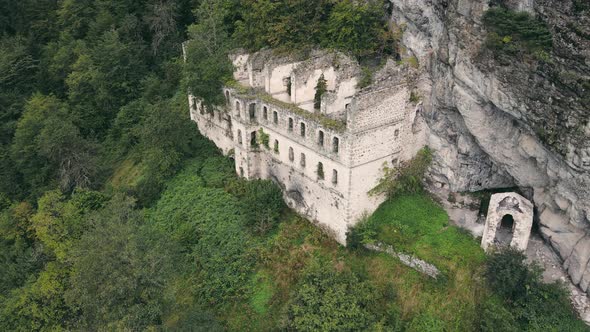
[369,147,433,199]
[314,74,328,110]
[483,7,553,61]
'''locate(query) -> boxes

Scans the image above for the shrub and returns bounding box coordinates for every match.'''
[358,67,373,89]
[369,147,432,199]
[150,162,255,303]
[483,8,552,57]
[238,180,285,235]
[485,247,541,301]
[484,247,587,330]
[287,262,377,330]
[313,74,327,110]
[257,128,270,149]
[346,212,376,249]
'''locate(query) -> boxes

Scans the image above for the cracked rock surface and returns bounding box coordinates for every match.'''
[389,0,590,292]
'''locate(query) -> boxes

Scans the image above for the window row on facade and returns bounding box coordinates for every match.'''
[234,128,339,185]
[230,97,341,155]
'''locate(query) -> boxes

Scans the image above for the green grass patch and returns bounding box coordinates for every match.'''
[356,194,485,271]
[249,270,275,315]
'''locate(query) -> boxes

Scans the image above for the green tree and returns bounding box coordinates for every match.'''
[0,36,37,144]
[65,194,175,330]
[323,0,387,58]
[66,30,147,137]
[184,0,234,106]
[12,94,98,196]
[314,73,327,110]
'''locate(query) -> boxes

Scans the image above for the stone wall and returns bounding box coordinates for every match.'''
[191,50,425,244]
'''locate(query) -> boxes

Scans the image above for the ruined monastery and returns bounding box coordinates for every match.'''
[189,50,426,243]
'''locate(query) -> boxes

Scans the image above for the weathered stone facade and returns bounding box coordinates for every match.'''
[189,50,426,244]
[481,192,534,252]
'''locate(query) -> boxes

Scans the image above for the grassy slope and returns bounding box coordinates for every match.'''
[220,197,487,331]
[116,134,581,330]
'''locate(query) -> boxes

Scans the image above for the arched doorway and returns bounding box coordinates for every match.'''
[494,214,515,247]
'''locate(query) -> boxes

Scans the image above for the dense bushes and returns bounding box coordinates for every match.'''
[483,7,552,60]
[480,248,587,331]
[287,262,378,330]
[369,147,432,199]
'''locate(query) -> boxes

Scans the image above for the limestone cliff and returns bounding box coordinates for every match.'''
[390,0,590,290]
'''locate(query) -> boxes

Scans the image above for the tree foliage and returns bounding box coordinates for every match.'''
[183,0,234,106]
[481,247,587,331]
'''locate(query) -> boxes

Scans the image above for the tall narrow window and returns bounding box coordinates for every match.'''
[250,131,257,147]
[288,117,293,131]
[317,162,324,180]
[394,129,400,138]
[249,103,256,120]
[237,129,242,145]
[273,111,278,124]
[332,137,339,153]
[289,147,294,161]
[263,106,268,120]
[300,122,306,138]
[318,130,324,146]
[300,153,306,167]
[235,101,241,117]
[332,169,338,185]
[225,91,230,104]
[273,139,279,153]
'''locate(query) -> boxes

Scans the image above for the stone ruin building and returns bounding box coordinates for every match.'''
[481,192,534,252]
[189,50,426,244]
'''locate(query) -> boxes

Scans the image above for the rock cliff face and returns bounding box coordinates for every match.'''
[390,0,590,290]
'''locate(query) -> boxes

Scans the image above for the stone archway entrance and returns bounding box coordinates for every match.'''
[494,214,515,247]
[481,192,534,252]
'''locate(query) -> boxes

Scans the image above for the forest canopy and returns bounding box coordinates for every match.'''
[0,0,585,331]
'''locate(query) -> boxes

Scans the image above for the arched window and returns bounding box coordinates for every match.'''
[332,169,338,185]
[300,153,306,167]
[300,122,306,137]
[273,139,279,153]
[225,91,230,104]
[318,130,324,146]
[250,131,257,147]
[317,162,324,180]
[273,111,278,124]
[249,103,256,120]
[235,101,241,117]
[289,147,294,161]
[288,117,294,131]
[332,137,339,153]
[263,106,268,120]
[237,129,242,145]
[394,129,400,138]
